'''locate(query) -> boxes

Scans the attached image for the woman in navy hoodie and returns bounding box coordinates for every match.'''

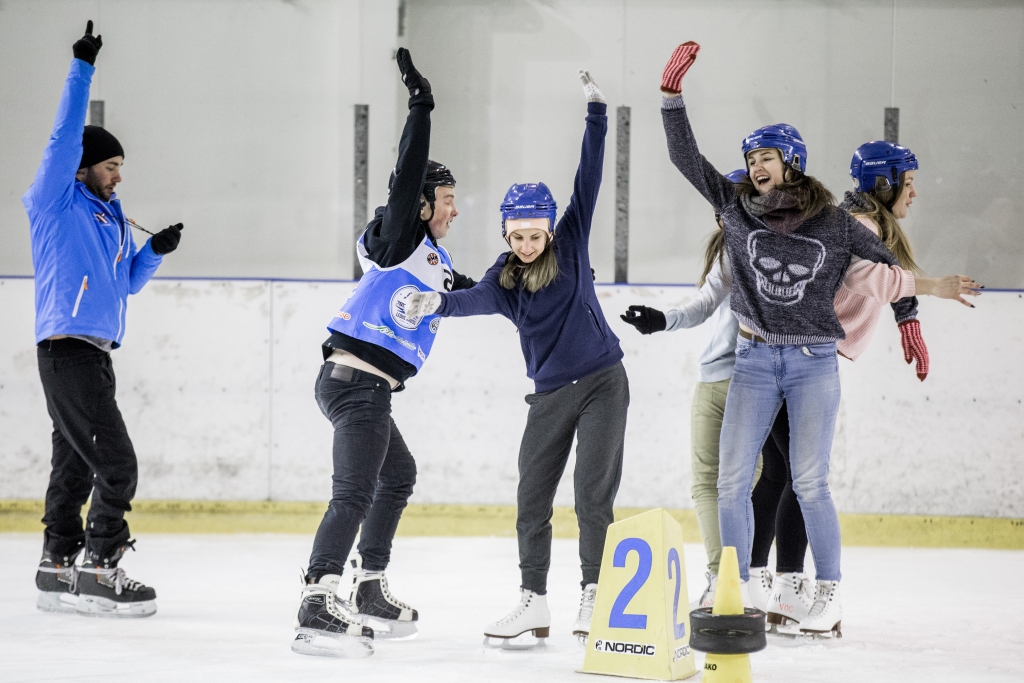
[407,70,626,647]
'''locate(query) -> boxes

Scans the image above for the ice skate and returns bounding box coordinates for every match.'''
[572,583,597,646]
[483,588,550,650]
[76,541,157,618]
[799,580,842,639]
[689,572,717,610]
[35,549,81,613]
[766,572,814,636]
[292,573,374,658]
[347,560,418,640]
[748,566,773,612]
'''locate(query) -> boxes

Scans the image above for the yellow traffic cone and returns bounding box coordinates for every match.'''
[702,546,752,683]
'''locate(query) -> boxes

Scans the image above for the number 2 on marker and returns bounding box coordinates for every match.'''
[668,548,686,639]
[608,538,652,629]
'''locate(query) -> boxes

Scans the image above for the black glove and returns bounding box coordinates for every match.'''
[591,268,596,281]
[620,305,667,335]
[151,223,183,255]
[73,20,103,66]
[396,47,433,108]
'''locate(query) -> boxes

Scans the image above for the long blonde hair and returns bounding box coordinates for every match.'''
[849,172,922,274]
[499,244,559,292]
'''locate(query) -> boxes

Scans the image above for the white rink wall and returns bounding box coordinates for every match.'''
[1,278,1021,518]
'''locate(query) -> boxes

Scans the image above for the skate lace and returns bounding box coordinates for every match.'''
[806,582,835,619]
[577,586,597,622]
[38,564,79,592]
[378,575,412,612]
[81,566,144,596]
[497,592,533,625]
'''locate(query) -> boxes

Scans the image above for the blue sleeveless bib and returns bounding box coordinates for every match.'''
[327,234,454,371]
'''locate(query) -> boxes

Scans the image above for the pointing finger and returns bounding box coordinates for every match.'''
[86,20,93,35]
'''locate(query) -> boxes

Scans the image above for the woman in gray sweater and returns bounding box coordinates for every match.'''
[656,41,920,637]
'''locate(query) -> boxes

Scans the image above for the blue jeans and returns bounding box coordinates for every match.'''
[717,336,842,582]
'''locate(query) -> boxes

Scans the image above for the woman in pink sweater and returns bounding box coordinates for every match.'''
[752,141,981,635]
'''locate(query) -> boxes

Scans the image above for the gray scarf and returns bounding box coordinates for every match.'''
[740,190,804,235]
[839,190,871,213]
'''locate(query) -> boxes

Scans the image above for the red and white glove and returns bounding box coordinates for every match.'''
[898,319,929,381]
[661,41,701,94]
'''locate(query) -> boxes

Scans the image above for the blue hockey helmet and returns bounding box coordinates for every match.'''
[741,124,808,173]
[500,183,558,238]
[850,141,918,194]
[724,168,749,184]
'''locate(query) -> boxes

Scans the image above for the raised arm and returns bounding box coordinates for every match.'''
[659,43,736,212]
[558,71,608,244]
[378,48,434,246]
[24,23,103,216]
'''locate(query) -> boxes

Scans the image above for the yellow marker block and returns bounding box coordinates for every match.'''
[703,546,752,683]
[582,508,698,681]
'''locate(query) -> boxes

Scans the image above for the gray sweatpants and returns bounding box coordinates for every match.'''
[516,361,629,594]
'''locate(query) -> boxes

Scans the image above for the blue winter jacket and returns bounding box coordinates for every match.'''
[23,59,163,348]
[436,102,623,393]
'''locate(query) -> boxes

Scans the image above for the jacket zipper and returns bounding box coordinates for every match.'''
[72,275,88,318]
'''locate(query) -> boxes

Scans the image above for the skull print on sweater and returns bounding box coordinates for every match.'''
[661,95,917,345]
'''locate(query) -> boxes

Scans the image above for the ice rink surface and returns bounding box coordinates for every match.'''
[2,533,1023,683]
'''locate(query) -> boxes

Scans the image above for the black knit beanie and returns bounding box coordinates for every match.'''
[79,125,124,169]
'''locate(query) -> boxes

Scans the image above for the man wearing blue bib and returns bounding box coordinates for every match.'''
[291,48,474,657]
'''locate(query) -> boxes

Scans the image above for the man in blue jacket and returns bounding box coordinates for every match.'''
[25,22,183,618]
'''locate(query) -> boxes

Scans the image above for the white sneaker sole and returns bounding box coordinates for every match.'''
[75,594,157,618]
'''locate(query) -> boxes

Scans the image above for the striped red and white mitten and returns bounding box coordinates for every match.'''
[661,42,701,94]
[898,319,929,381]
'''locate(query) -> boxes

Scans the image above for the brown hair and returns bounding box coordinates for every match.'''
[735,168,836,221]
[698,217,726,287]
[499,243,559,292]
[849,172,922,274]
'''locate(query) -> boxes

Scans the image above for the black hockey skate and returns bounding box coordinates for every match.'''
[35,549,81,613]
[292,573,374,658]
[348,559,419,640]
[76,540,157,618]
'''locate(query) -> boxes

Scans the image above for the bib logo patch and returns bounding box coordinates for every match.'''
[427,252,439,266]
[429,318,440,334]
[94,212,109,225]
[336,311,351,320]
[390,285,426,330]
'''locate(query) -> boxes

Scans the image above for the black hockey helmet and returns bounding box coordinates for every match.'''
[388,159,456,202]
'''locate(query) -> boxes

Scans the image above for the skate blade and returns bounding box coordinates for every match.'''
[37,591,79,614]
[364,618,418,640]
[75,595,157,618]
[291,629,374,658]
[482,629,549,651]
[573,630,588,648]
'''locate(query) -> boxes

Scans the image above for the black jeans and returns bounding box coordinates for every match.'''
[750,401,809,573]
[37,339,136,558]
[307,362,416,578]
[517,361,629,594]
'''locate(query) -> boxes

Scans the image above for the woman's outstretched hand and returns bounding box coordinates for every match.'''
[661,41,701,94]
[621,305,667,335]
[917,275,982,307]
[579,70,605,104]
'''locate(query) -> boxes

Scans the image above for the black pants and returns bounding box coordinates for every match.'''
[307,362,416,578]
[750,401,809,573]
[517,361,629,594]
[37,339,136,559]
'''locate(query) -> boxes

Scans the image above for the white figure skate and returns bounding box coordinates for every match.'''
[572,584,597,646]
[748,566,773,612]
[483,588,550,650]
[766,572,815,639]
[689,572,717,610]
[799,580,842,639]
[292,573,374,658]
